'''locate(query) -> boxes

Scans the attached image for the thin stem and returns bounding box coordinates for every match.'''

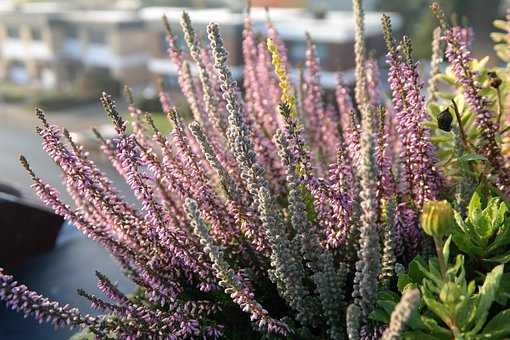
[452,99,475,153]
[433,236,447,278]
[451,99,469,150]
[497,87,503,128]
[501,125,510,135]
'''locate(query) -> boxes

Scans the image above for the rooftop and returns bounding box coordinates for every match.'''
[59,10,140,23]
[0,4,401,43]
[141,6,401,43]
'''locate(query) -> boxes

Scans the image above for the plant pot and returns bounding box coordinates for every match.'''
[0,194,63,271]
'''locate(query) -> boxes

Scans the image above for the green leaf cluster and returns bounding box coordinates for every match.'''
[374,189,510,339]
[453,188,510,263]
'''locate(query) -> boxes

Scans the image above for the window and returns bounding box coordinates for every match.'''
[289,41,328,63]
[8,61,29,84]
[164,74,179,88]
[89,29,106,44]
[289,41,306,63]
[30,28,42,41]
[315,43,328,60]
[67,26,78,39]
[6,26,19,39]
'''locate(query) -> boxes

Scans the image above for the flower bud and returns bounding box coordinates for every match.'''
[488,71,502,89]
[421,200,455,238]
[437,108,453,132]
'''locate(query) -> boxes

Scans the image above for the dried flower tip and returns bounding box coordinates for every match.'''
[19,155,36,179]
[381,14,396,55]
[353,0,368,110]
[144,112,159,133]
[124,85,135,105]
[488,71,502,89]
[100,92,125,133]
[162,14,172,35]
[167,107,180,126]
[92,128,107,144]
[431,2,448,29]
[401,35,413,64]
[35,107,49,127]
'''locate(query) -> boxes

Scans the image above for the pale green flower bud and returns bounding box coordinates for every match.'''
[421,200,455,238]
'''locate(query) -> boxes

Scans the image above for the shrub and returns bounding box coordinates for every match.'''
[1,1,510,339]
[0,83,95,110]
[75,68,122,98]
[135,95,163,113]
[135,94,192,120]
[0,84,29,103]
[31,92,95,111]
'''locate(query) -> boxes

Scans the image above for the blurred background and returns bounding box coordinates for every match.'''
[0,0,507,339]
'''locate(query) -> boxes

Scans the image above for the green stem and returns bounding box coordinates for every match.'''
[451,99,469,151]
[497,87,503,128]
[434,236,447,278]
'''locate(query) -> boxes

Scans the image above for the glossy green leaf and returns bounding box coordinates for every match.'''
[495,273,510,306]
[408,256,427,284]
[481,309,510,338]
[468,189,482,223]
[470,265,504,333]
[443,235,452,264]
[420,315,452,337]
[422,291,452,326]
[398,273,414,292]
[377,290,400,302]
[484,253,510,264]
[379,300,398,315]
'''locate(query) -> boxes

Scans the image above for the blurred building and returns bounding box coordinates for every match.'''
[0,2,400,93]
[0,3,65,88]
[247,0,378,11]
[0,2,149,90]
[142,6,400,89]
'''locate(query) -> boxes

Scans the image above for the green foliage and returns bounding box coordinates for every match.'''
[376,240,510,339]
[75,69,121,98]
[452,188,510,263]
[31,92,95,111]
[492,18,510,62]
[377,0,503,58]
[427,57,504,181]
[376,187,510,339]
[0,83,95,109]
[135,96,163,114]
[0,83,31,103]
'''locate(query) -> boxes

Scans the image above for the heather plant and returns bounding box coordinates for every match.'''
[2,0,510,339]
